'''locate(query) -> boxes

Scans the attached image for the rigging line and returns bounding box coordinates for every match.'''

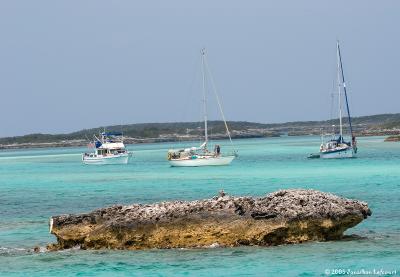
[186,53,203,148]
[203,53,237,153]
[337,41,354,139]
[330,57,337,133]
[201,48,208,147]
[329,92,335,134]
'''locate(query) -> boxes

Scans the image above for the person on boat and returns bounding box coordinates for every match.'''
[214,145,221,156]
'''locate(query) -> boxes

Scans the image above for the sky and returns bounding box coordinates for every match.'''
[0,1,399,137]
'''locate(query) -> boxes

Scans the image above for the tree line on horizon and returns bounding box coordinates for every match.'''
[1,113,400,145]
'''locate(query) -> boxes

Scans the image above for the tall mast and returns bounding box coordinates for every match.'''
[337,41,343,143]
[337,41,354,141]
[201,48,208,147]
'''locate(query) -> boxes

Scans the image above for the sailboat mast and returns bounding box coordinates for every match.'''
[337,41,354,141]
[201,48,208,147]
[337,42,343,143]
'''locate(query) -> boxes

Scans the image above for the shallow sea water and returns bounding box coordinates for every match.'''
[0,136,399,276]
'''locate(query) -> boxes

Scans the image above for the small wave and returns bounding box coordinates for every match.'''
[177,243,223,250]
[0,246,30,255]
[341,234,368,241]
[206,242,221,248]
[0,153,81,161]
[0,245,53,255]
[33,246,49,253]
[57,245,82,252]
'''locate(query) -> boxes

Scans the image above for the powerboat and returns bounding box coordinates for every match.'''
[82,132,131,165]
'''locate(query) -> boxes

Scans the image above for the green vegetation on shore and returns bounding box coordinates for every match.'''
[0,121,277,145]
[1,113,400,149]
[384,135,400,142]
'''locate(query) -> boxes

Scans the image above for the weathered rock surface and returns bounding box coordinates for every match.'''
[48,189,371,250]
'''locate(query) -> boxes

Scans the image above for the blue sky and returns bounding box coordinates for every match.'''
[0,1,399,136]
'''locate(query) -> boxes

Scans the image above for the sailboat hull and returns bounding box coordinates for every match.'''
[169,155,235,167]
[320,147,355,159]
[82,153,130,165]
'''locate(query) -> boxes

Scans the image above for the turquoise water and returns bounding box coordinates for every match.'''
[0,136,399,276]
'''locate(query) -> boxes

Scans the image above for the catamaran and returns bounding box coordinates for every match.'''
[82,132,131,165]
[316,41,357,159]
[167,49,237,167]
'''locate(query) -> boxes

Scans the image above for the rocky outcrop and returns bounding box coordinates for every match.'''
[47,189,371,250]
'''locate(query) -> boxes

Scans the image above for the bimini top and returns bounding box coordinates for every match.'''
[101,132,123,136]
[98,142,125,150]
[94,132,125,149]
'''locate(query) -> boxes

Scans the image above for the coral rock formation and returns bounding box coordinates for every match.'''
[48,189,371,250]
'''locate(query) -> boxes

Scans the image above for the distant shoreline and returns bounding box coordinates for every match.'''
[0,133,276,150]
[1,113,400,150]
[0,132,396,151]
[384,135,400,142]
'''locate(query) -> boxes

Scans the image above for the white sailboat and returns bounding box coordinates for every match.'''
[82,132,132,165]
[318,41,357,159]
[167,49,237,167]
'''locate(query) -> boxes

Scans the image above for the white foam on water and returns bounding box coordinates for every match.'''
[0,246,29,254]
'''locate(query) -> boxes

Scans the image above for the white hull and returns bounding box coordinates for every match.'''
[82,153,130,165]
[169,155,235,167]
[320,147,355,159]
